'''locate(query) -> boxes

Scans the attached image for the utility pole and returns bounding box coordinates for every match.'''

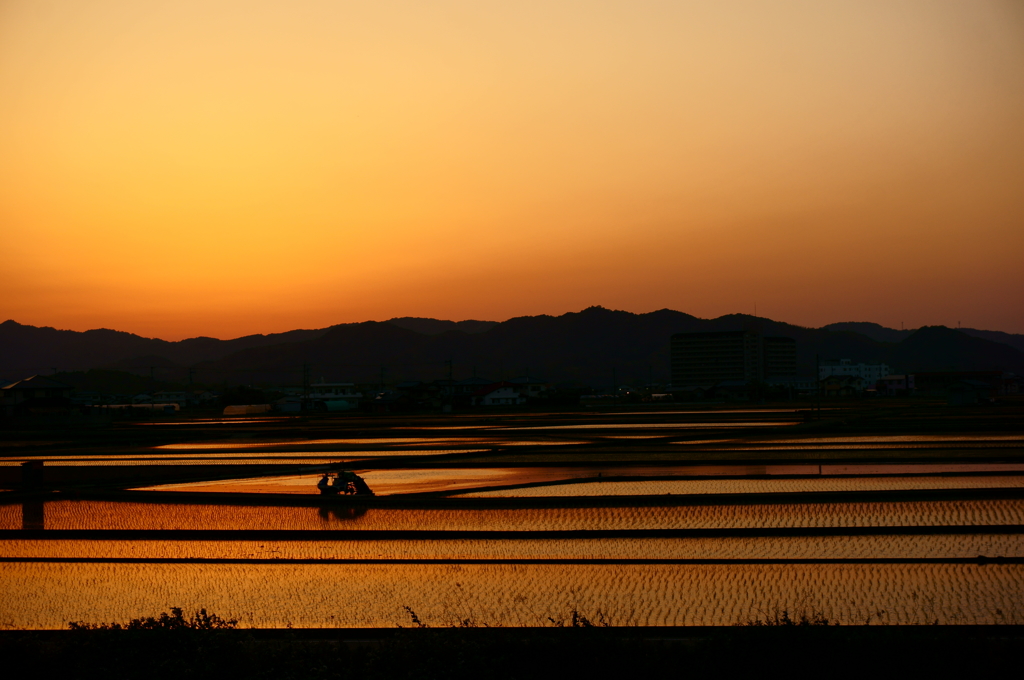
[380,365,385,392]
[302,363,310,402]
[815,354,821,418]
[188,368,195,386]
[444,359,453,412]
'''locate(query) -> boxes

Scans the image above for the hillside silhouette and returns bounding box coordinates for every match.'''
[822,321,1024,353]
[387,317,497,335]
[2,308,1022,386]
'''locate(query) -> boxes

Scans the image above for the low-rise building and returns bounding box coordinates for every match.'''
[308,382,362,411]
[508,376,550,399]
[765,376,818,395]
[472,382,526,406]
[1,376,73,415]
[70,390,102,406]
[711,380,755,401]
[151,391,196,407]
[947,380,995,406]
[879,375,915,396]
[455,377,495,395]
[821,375,864,397]
[818,359,889,387]
[915,371,1010,396]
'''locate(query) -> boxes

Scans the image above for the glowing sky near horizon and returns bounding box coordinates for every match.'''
[2,0,1023,340]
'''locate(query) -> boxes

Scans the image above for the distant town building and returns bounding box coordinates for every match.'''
[308,382,362,400]
[70,390,102,406]
[946,380,996,406]
[1,375,73,415]
[765,376,818,394]
[821,375,865,398]
[471,382,526,406]
[763,336,798,379]
[508,376,550,399]
[879,374,915,396]
[914,371,1012,396]
[308,382,362,411]
[454,377,495,396]
[151,391,196,407]
[670,331,796,386]
[818,359,889,387]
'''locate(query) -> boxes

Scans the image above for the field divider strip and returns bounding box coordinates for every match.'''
[47,486,1024,506]
[0,557,1021,565]
[4,526,1024,540]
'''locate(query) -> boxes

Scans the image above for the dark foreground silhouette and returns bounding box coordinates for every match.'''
[3,607,1023,680]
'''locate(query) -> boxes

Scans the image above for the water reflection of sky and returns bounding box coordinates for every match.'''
[689,443,1024,450]
[154,438,586,450]
[0,450,487,466]
[3,562,1021,628]
[772,435,1024,443]
[500,422,798,430]
[135,468,595,496]
[454,475,1024,498]
[156,438,492,449]
[4,534,1022,561]
[5,498,1024,531]
[126,463,1024,497]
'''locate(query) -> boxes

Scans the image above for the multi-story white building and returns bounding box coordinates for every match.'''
[818,359,890,388]
[308,382,363,411]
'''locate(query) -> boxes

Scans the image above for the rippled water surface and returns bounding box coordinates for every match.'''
[2,562,1021,628]
[7,408,1024,630]
[3,534,1022,560]
[455,475,1024,497]
[4,499,1024,531]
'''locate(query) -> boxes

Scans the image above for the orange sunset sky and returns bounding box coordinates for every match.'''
[2,0,1023,340]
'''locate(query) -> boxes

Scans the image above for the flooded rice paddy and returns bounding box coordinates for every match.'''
[132,466,1024,497]
[3,562,1022,628]
[3,534,1023,561]
[455,475,1024,497]
[4,407,1024,629]
[499,422,799,430]
[4,498,1024,531]
[0,451,488,467]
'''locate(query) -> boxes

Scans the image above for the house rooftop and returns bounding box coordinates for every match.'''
[472,381,516,397]
[1,375,73,390]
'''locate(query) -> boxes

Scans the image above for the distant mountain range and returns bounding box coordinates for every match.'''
[820,322,1024,353]
[2,308,1022,387]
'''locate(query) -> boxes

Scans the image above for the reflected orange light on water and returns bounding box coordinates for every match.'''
[3,562,1022,628]
[5,498,1024,532]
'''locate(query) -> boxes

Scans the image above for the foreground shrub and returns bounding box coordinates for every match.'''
[68,607,238,631]
[738,608,837,627]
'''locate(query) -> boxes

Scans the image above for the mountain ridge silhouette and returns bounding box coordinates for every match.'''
[2,309,1021,386]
